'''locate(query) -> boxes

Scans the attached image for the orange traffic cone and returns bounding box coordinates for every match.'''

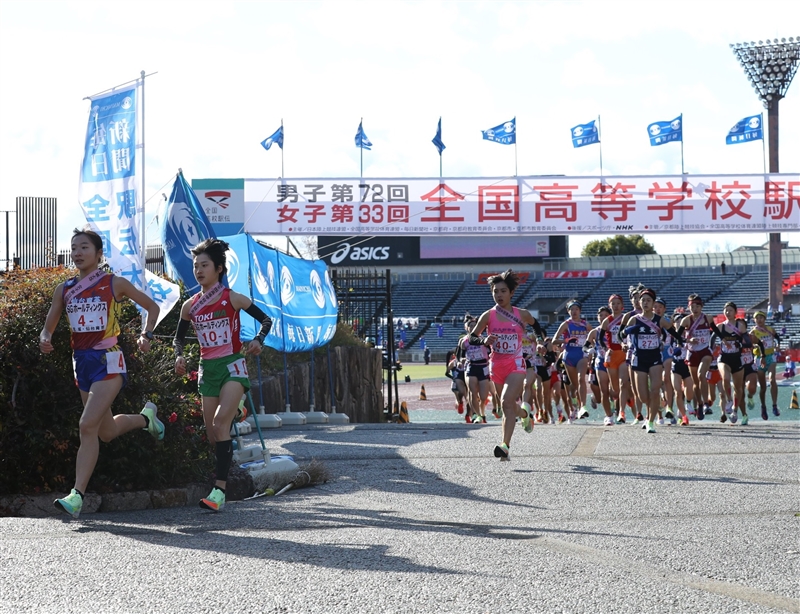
[419,384,427,401]
[790,389,799,410]
[399,401,410,423]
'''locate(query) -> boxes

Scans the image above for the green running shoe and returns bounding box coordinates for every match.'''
[54,489,83,519]
[140,402,164,441]
[493,443,510,460]
[199,487,226,512]
[740,414,749,426]
[520,412,533,433]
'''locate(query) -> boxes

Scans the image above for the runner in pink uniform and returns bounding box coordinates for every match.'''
[470,270,543,460]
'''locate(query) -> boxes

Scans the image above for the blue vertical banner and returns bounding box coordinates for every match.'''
[223,234,338,351]
[161,171,217,294]
[78,82,179,328]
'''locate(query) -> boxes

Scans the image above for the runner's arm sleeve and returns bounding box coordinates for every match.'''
[173,318,191,356]
[468,334,485,346]
[531,319,544,340]
[666,327,683,343]
[244,303,273,344]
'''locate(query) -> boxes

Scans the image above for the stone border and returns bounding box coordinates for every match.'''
[0,485,209,518]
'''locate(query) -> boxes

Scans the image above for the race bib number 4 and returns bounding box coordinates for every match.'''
[106,350,127,374]
[67,301,108,333]
[227,357,248,379]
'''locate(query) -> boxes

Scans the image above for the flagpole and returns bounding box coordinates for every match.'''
[360,117,364,180]
[514,117,518,176]
[680,113,685,175]
[281,118,284,178]
[140,70,146,257]
[597,115,604,179]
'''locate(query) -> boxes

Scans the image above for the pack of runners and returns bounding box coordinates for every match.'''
[447,273,785,459]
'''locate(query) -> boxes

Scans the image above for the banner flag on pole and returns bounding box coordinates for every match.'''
[222,234,338,352]
[78,82,179,329]
[726,114,763,144]
[432,117,446,154]
[481,118,516,144]
[355,121,372,150]
[260,125,284,150]
[571,120,599,148]
[161,171,217,294]
[647,115,682,146]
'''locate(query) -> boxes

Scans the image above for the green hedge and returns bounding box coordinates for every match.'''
[0,266,367,496]
[0,267,213,496]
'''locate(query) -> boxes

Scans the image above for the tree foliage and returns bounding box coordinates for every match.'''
[580,234,656,257]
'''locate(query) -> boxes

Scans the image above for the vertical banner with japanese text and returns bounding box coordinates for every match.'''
[78,83,179,328]
[222,234,338,352]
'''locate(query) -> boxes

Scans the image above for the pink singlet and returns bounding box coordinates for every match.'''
[487,306,526,386]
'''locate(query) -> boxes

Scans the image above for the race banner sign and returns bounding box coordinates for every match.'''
[242,174,799,235]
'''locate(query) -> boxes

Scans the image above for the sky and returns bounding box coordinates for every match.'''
[0,0,798,261]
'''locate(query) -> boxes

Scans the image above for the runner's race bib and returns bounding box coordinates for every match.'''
[67,300,108,333]
[106,350,127,374]
[493,333,518,354]
[195,318,232,348]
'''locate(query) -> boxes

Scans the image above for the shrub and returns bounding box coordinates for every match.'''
[0,267,213,496]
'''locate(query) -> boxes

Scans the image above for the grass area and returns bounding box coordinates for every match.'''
[397,362,449,381]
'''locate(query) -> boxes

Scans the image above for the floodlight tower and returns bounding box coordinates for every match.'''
[730,37,800,311]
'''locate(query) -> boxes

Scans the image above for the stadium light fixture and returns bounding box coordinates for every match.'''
[729,37,800,310]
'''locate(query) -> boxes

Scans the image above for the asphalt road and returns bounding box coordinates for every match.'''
[2,415,798,614]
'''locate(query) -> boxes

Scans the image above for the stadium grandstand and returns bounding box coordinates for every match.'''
[385,248,800,363]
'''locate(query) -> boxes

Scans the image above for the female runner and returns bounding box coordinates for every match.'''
[41,229,162,518]
[470,270,543,460]
[173,239,273,511]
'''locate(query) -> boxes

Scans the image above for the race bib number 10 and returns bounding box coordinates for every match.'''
[227,357,248,378]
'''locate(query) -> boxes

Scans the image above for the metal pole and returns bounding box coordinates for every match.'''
[308,350,315,412]
[140,70,146,257]
[385,268,394,419]
[326,344,337,413]
[767,102,782,311]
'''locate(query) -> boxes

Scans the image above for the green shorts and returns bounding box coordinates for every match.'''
[198,353,251,397]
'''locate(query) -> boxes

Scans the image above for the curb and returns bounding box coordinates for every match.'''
[0,485,209,518]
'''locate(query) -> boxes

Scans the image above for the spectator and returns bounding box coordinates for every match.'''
[720,261,727,275]
[767,303,773,319]
[424,347,431,365]
[777,302,784,321]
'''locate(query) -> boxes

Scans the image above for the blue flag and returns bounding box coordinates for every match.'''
[222,234,339,351]
[482,118,516,144]
[726,114,763,145]
[261,125,284,150]
[647,115,682,146]
[355,121,372,150]
[161,172,216,294]
[432,117,445,154]
[571,120,599,148]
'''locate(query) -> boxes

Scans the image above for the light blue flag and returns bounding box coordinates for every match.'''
[261,125,284,150]
[571,120,599,148]
[222,234,339,351]
[161,172,216,294]
[355,121,372,150]
[482,118,516,144]
[726,114,763,145]
[647,115,682,146]
[432,117,445,154]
